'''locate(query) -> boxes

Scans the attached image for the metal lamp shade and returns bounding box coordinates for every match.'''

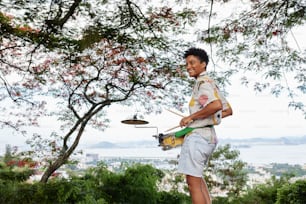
[121,114,149,125]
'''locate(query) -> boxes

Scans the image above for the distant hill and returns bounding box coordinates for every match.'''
[90,140,157,149]
[88,135,306,149]
[219,135,306,145]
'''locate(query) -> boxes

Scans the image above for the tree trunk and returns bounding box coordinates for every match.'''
[39,108,97,183]
[40,155,67,183]
[40,123,85,183]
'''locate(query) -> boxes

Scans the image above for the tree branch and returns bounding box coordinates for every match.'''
[45,0,82,32]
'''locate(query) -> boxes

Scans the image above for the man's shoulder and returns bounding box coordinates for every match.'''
[197,75,214,84]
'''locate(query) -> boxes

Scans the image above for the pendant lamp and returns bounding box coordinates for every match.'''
[121,114,149,125]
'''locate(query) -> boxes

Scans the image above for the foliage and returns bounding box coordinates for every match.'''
[200,0,306,117]
[0,0,196,182]
[0,179,107,204]
[159,169,188,194]
[157,190,191,204]
[0,163,190,204]
[0,167,34,182]
[0,146,37,182]
[84,163,165,203]
[227,174,294,204]
[276,179,306,204]
[1,0,305,184]
[205,144,248,199]
[1,152,305,203]
[3,144,13,163]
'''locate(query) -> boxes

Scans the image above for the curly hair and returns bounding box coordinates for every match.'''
[183,47,209,65]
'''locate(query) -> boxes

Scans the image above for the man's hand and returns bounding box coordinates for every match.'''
[180,116,193,127]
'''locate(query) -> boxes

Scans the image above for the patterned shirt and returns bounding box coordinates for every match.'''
[187,71,228,143]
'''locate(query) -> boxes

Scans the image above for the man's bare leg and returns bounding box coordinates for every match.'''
[186,175,211,204]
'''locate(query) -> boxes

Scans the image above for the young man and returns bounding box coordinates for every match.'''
[177,47,232,204]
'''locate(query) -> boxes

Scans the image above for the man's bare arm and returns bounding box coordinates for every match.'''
[180,100,222,127]
[222,105,233,118]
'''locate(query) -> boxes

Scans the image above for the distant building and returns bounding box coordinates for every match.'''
[86,153,99,163]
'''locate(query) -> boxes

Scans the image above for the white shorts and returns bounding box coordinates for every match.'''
[177,133,216,177]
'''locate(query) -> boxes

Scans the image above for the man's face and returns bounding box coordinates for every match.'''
[185,55,206,78]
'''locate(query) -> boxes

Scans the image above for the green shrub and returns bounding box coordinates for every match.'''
[0,168,34,182]
[217,175,293,204]
[157,190,191,204]
[0,179,103,204]
[90,163,164,204]
[276,179,306,204]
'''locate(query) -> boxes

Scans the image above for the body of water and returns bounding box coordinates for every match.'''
[83,144,306,165]
[236,144,306,165]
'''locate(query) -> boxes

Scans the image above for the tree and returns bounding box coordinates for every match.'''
[205,144,248,199]
[0,162,190,203]
[3,144,13,164]
[1,0,305,183]
[84,163,165,203]
[0,1,197,182]
[276,179,306,204]
[199,0,306,117]
[231,174,294,204]
[0,147,37,182]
